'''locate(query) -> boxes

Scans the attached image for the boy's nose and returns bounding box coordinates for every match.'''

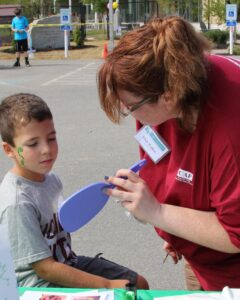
[41,143,51,154]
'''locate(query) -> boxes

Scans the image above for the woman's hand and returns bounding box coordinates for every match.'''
[104,170,240,253]
[163,241,182,264]
[104,168,161,224]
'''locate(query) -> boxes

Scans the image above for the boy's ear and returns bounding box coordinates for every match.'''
[2,142,16,158]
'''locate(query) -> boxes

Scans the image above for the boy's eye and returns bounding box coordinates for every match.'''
[48,137,56,141]
[27,143,37,147]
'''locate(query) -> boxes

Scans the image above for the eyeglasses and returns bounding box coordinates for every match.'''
[120,96,154,117]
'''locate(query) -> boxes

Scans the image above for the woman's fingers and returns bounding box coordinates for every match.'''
[103,168,159,225]
[104,170,144,193]
[115,169,145,183]
[107,188,134,202]
[163,242,182,264]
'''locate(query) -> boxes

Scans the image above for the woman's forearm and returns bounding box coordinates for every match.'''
[152,204,240,253]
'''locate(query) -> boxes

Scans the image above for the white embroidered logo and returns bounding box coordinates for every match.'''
[176,169,193,185]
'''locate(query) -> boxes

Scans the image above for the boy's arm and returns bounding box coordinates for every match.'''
[11,19,16,32]
[24,17,29,31]
[31,257,129,289]
[11,20,22,32]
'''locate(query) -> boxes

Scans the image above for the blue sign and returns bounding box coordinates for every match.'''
[62,15,69,21]
[60,25,72,31]
[226,4,238,21]
[226,20,237,27]
[60,8,71,24]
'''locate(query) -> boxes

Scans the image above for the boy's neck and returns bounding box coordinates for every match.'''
[11,165,46,182]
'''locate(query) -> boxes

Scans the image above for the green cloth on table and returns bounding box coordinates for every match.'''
[18,287,211,299]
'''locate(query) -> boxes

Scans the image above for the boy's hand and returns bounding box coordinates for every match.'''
[107,279,130,289]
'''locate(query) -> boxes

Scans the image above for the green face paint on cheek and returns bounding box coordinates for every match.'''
[17,146,24,166]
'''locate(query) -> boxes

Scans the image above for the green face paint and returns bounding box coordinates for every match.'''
[17,146,24,166]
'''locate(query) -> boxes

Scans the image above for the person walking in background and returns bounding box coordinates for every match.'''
[0,93,149,289]
[11,7,30,67]
[98,16,240,291]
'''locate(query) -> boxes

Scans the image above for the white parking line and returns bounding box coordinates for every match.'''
[41,62,95,86]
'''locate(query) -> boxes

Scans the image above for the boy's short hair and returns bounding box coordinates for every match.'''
[0,93,52,147]
[14,7,22,16]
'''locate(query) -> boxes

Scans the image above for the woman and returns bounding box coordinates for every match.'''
[97,16,240,291]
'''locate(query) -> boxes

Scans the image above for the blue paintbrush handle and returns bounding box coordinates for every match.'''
[107,159,147,189]
[129,159,147,173]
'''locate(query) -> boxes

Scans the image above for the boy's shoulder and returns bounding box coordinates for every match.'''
[12,16,17,23]
[0,172,62,206]
[21,16,28,22]
[0,172,30,204]
[21,16,28,23]
[48,172,63,189]
[12,16,27,22]
[0,172,19,190]
[0,171,62,188]
[0,172,23,210]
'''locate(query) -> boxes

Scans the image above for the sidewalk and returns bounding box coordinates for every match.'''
[212,48,229,55]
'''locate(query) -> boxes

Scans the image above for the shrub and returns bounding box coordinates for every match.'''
[11,39,16,53]
[203,29,228,45]
[229,45,240,55]
[73,26,85,47]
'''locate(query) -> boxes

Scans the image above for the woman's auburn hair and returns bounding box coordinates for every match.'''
[98,16,211,124]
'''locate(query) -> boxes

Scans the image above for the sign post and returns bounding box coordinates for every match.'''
[226,4,238,55]
[60,8,72,58]
[69,0,72,16]
[108,0,114,51]
[64,30,68,58]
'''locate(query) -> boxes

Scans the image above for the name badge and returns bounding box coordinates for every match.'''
[134,125,170,163]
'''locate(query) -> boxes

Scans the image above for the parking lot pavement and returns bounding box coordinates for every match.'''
[0,59,102,90]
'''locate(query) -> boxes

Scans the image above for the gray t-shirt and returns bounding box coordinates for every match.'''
[0,172,77,287]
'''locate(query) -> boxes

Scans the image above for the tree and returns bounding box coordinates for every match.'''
[156,0,201,21]
[204,0,240,26]
[30,0,54,17]
[204,0,225,25]
[156,0,176,16]
[56,0,82,13]
[211,0,225,24]
[82,0,107,14]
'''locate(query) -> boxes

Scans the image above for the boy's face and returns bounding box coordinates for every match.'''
[7,119,58,181]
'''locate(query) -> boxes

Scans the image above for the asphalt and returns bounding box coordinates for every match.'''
[0,55,238,290]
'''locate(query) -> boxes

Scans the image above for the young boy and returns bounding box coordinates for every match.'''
[11,8,30,67]
[0,93,149,289]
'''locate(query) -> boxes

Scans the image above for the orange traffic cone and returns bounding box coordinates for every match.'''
[102,42,108,59]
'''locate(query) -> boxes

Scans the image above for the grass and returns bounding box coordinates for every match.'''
[0,28,12,46]
[87,29,108,40]
[0,28,111,60]
[0,39,108,60]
